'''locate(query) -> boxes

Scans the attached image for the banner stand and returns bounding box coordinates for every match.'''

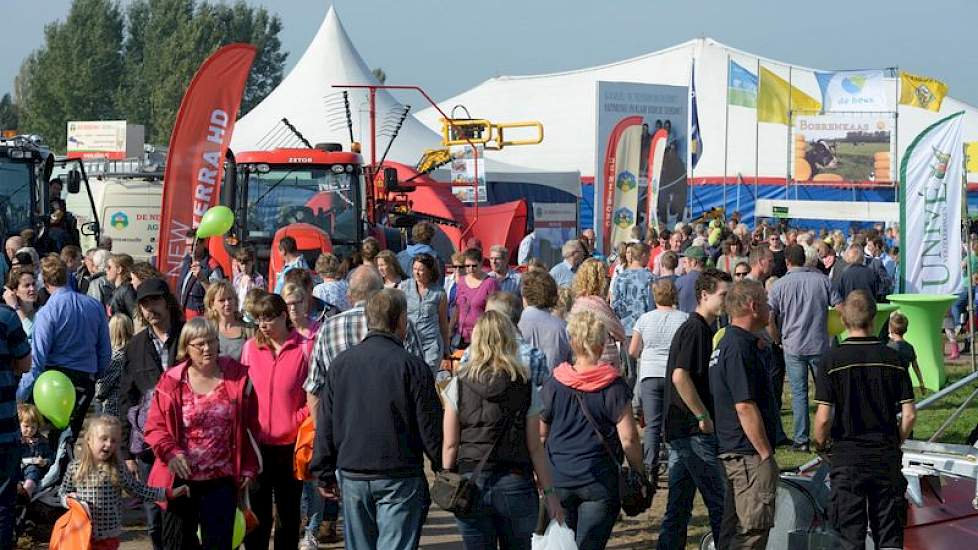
[965,144,977,373]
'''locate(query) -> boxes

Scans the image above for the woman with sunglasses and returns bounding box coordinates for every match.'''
[450,248,498,350]
[239,293,309,550]
[733,261,751,280]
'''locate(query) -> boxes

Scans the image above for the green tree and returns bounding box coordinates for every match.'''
[0,94,18,131]
[18,0,124,149]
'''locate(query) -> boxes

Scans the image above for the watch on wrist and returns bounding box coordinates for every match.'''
[695,412,709,421]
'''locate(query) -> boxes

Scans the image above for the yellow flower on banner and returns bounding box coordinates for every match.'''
[757,66,821,125]
[899,71,948,112]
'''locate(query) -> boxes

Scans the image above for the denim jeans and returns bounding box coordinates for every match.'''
[640,377,666,472]
[455,470,538,550]
[951,288,971,328]
[340,473,429,550]
[0,444,20,550]
[302,479,340,536]
[784,353,821,445]
[656,434,726,550]
[555,476,620,550]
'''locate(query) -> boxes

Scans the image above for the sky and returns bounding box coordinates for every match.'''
[6,0,978,107]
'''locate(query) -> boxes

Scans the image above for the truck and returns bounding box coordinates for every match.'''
[0,135,100,246]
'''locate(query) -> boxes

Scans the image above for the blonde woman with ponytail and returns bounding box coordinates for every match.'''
[441,310,564,549]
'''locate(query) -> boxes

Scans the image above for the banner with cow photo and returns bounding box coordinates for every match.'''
[791,113,895,184]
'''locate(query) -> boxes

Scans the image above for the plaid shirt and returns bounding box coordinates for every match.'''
[459,336,550,388]
[0,305,30,446]
[60,459,165,540]
[303,302,424,396]
[489,270,522,297]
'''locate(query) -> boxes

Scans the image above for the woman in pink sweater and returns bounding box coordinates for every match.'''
[239,293,310,550]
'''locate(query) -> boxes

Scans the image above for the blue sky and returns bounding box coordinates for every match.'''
[7,0,978,106]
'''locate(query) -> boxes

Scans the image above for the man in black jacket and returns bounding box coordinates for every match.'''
[311,288,442,550]
[117,278,183,550]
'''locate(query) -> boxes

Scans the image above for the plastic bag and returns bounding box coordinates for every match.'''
[531,519,577,550]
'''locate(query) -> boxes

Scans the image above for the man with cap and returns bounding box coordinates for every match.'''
[675,246,707,313]
[117,278,184,550]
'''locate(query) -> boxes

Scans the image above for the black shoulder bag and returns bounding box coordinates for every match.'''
[574,391,652,516]
[431,384,515,515]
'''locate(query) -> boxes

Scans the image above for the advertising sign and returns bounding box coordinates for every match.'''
[532,203,578,268]
[815,70,889,112]
[593,81,688,253]
[67,120,144,160]
[450,144,488,203]
[792,113,895,183]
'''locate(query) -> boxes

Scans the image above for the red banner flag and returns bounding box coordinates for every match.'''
[156,44,257,287]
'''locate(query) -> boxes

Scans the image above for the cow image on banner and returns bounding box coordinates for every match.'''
[900,111,964,294]
[156,44,257,288]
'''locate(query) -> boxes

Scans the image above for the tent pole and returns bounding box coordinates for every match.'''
[723,54,730,215]
[754,58,761,220]
[965,144,976,373]
[786,65,792,201]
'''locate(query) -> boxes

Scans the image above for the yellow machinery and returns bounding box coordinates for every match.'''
[415,110,544,174]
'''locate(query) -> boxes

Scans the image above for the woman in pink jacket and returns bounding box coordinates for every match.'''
[143,317,261,550]
[239,292,310,550]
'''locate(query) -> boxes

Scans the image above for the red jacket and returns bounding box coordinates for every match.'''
[239,331,310,445]
[144,356,261,507]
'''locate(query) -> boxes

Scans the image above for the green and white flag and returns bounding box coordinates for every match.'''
[900,111,965,294]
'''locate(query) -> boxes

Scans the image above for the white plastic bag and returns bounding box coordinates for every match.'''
[530,519,577,550]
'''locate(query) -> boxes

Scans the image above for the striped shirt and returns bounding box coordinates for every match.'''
[303,303,424,396]
[0,305,30,446]
[59,459,165,540]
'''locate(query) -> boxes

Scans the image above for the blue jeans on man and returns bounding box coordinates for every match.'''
[340,473,429,550]
[455,470,538,550]
[656,434,726,550]
[785,353,821,446]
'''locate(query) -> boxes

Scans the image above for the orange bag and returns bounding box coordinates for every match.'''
[50,497,92,550]
[293,415,315,481]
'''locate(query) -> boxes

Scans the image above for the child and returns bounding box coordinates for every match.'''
[241,287,266,325]
[59,416,187,550]
[888,311,926,394]
[95,314,134,418]
[18,403,52,496]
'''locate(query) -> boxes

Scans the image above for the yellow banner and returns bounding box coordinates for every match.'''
[899,71,948,112]
[966,142,978,174]
[758,66,821,125]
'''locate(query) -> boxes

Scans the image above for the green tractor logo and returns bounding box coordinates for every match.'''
[616,170,637,193]
[930,146,951,180]
[613,207,635,229]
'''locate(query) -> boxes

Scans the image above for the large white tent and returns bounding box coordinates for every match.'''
[417,38,978,185]
[231,7,581,198]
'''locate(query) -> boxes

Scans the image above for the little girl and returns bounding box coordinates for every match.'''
[59,416,187,550]
[95,314,134,418]
[18,403,51,496]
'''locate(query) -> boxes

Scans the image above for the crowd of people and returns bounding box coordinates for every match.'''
[0,212,936,550]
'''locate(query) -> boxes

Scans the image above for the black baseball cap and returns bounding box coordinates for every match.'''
[136,278,171,302]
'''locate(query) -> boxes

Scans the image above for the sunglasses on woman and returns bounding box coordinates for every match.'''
[734,271,749,278]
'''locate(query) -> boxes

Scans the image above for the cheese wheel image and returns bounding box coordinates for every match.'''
[812,173,844,182]
[874,151,891,161]
[794,160,813,181]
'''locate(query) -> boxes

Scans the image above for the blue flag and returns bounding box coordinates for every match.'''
[690,63,703,169]
[728,60,758,108]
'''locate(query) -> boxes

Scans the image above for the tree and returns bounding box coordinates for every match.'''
[0,94,18,132]
[18,0,124,149]
[18,0,287,147]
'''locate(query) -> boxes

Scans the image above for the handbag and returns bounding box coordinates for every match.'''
[431,385,514,514]
[573,391,652,517]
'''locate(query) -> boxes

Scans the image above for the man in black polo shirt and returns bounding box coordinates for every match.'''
[711,279,779,549]
[814,290,916,550]
[657,269,731,550]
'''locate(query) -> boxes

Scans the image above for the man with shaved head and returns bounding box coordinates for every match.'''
[835,244,883,303]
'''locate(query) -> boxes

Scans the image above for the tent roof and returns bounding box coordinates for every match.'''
[231,7,580,194]
[417,37,978,180]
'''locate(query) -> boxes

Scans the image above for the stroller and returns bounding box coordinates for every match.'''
[15,425,79,544]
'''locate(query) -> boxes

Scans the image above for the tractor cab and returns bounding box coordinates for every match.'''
[217,144,366,286]
[0,135,100,244]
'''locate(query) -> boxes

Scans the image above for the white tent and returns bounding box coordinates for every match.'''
[231,7,581,197]
[417,38,978,184]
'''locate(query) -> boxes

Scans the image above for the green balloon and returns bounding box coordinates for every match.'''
[197,508,246,547]
[33,371,76,429]
[196,206,235,239]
